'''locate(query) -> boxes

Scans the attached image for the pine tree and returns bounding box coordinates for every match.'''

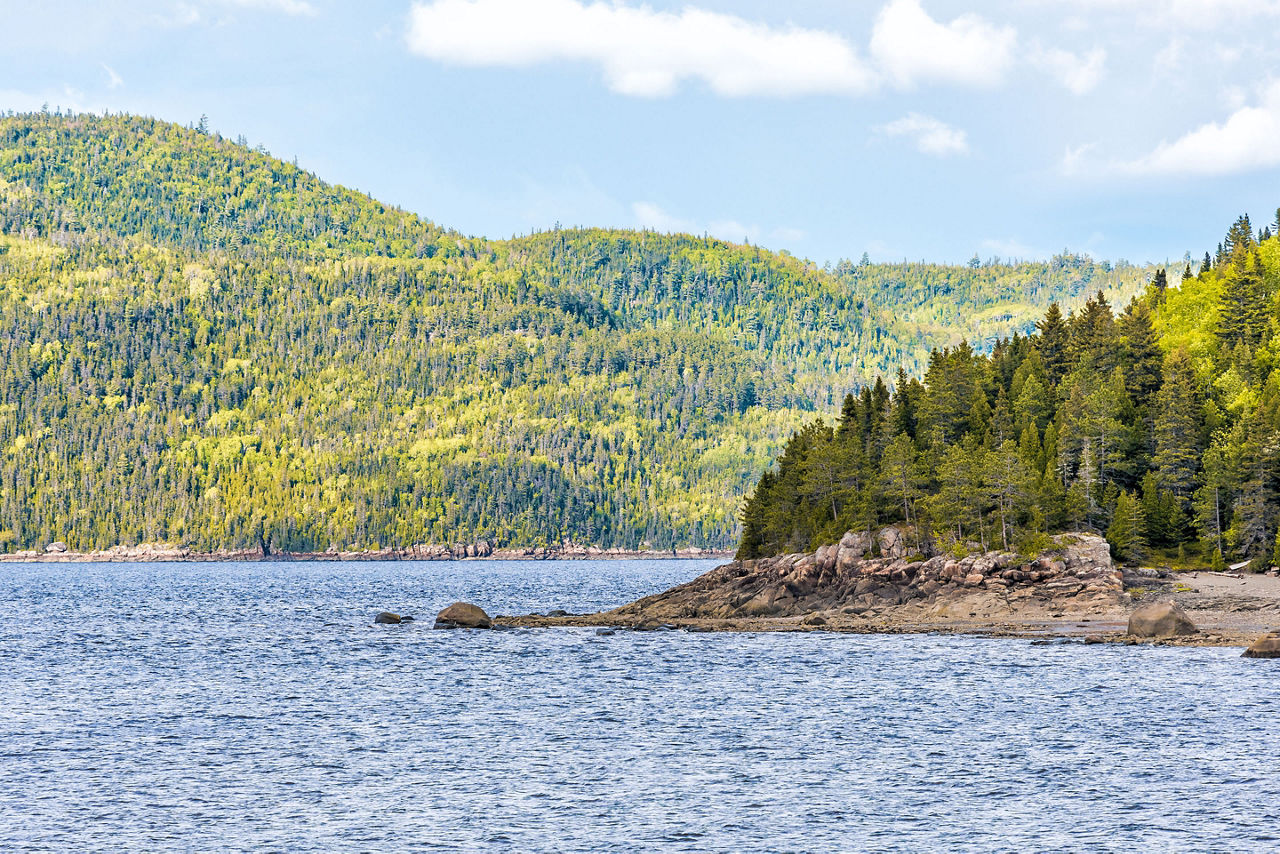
[1107,490,1148,562]
[1035,303,1069,385]
[1118,298,1163,410]
[1217,251,1267,349]
[1153,350,1203,501]
[1152,268,1168,293]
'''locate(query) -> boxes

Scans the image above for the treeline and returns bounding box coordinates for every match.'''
[740,214,1280,569]
[0,111,1148,552]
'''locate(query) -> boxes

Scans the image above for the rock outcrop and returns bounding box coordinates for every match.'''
[374,611,402,624]
[607,530,1121,623]
[1127,601,1198,637]
[45,541,68,553]
[1242,631,1280,658]
[434,602,492,629]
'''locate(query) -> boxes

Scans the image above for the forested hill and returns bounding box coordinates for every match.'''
[0,111,1148,553]
[740,214,1280,570]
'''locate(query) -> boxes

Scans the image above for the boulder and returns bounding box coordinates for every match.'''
[374,611,402,624]
[877,526,908,559]
[1127,601,1198,637]
[434,602,492,629]
[45,541,68,554]
[1242,631,1280,659]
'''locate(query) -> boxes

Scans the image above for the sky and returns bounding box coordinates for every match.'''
[3,0,1280,266]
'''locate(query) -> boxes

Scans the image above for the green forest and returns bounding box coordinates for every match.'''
[740,214,1280,570]
[1,111,1150,552]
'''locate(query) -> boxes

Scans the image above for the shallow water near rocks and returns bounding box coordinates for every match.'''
[1,559,1277,852]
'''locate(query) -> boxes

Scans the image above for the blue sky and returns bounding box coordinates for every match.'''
[3,0,1280,265]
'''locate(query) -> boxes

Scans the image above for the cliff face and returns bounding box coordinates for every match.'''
[609,530,1122,623]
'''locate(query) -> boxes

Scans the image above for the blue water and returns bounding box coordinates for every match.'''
[1,559,1277,852]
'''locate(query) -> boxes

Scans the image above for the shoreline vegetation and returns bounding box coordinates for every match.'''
[0,542,731,563]
[735,214,1280,578]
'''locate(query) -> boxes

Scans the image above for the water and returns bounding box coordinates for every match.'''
[1,559,1277,852]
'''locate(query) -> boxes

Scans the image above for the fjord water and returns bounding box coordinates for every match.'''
[1,560,1276,852]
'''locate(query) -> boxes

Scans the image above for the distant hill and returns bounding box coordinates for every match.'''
[0,112,1150,552]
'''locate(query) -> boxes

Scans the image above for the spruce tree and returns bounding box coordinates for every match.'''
[1035,302,1069,385]
[1153,351,1203,500]
[1107,490,1148,562]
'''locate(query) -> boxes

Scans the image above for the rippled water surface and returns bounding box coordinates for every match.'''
[2,559,1278,852]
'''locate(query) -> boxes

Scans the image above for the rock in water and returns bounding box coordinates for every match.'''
[434,602,491,629]
[1127,601,1197,637]
[1242,631,1280,659]
[374,611,402,624]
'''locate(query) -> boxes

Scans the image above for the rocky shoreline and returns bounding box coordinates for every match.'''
[500,528,1280,651]
[0,541,731,563]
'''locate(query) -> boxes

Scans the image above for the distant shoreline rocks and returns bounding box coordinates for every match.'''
[0,541,731,563]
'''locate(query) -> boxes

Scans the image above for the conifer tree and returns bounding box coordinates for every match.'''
[1035,303,1070,385]
[1107,490,1148,562]
[1153,351,1203,500]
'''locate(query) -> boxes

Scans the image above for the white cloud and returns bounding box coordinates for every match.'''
[878,112,969,156]
[631,203,801,247]
[1029,43,1105,94]
[1120,81,1280,176]
[869,0,1016,88]
[224,0,316,15]
[1036,0,1280,26]
[101,63,124,90]
[406,0,875,98]
[1060,141,1097,174]
[632,202,695,233]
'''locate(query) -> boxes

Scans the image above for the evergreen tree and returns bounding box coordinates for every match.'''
[1107,490,1148,562]
[1035,302,1070,385]
[1152,350,1203,501]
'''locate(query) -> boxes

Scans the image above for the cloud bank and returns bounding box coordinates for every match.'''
[406,0,875,98]
[1120,81,1280,176]
[406,0,1020,98]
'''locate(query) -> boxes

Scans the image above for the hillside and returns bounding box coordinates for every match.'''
[740,214,1280,569]
[0,112,1149,553]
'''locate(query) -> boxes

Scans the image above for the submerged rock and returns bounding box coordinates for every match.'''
[434,602,491,629]
[1127,601,1197,637]
[374,611,402,624]
[1242,631,1280,659]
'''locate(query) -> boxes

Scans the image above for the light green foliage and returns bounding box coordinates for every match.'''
[0,112,1153,552]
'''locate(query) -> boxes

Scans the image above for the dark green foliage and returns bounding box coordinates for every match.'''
[740,215,1280,567]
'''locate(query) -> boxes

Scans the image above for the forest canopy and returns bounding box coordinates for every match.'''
[1,111,1151,552]
[739,213,1280,570]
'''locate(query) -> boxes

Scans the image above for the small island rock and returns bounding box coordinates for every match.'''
[374,611,402,624]
[1242,631,1280,659]
[1128,601,1198,638]
[434,602,491,629]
